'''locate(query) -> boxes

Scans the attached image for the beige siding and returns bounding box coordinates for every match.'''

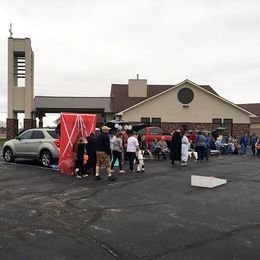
[8,38,34,119]
[13,87,25,111]
[121,82,250,124]
[250,122,260,135]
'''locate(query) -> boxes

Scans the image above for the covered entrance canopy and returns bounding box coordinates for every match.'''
[34,96,114,127]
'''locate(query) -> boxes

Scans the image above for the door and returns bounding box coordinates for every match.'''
[14,130,33,156]
[26,130,45,156]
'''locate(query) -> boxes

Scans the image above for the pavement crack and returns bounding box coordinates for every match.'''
[76,227,127,259]
[145,223,260,259]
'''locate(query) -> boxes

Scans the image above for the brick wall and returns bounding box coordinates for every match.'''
[128,121,250,138]
[233,123,250,140]
[24,119,36,131]
[161,122,212,133]
[6,118,18,140]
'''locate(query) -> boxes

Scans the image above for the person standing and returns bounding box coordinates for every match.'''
[240,133,249,156]
[95,126,116,181]
[251,133,258,156]
[181,132,190,166]
[205,132,211,161]
[75,137,87,179]
[111,132,125,173]
[121,129,129,162]
[170,130,182,166]
[126,131,139,172]
[189,130,197,149]
[195,131,206,162]
[256,138,260,155]
[85,133,97,175]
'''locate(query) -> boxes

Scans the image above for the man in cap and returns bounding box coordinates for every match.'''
[95,125,116,181]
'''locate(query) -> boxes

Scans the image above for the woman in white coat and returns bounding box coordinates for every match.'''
[181,133,190,166]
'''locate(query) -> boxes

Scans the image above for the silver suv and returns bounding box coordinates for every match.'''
[3,128,60,167]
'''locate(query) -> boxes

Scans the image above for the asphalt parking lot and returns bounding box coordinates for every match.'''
[0,152,260,260]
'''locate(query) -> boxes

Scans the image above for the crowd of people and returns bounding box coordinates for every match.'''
[72,126,141,181]
[71,126,260,182]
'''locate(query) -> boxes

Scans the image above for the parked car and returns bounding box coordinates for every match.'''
[3,128,60,167]
[137,127,172,147]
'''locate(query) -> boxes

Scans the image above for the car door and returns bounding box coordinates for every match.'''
[27,130,45,157]
[14,130,33,156]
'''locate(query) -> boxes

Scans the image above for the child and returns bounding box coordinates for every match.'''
[75,137,88,179]
[136,150,145,173]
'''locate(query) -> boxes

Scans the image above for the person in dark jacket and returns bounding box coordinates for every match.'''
[75,137,87,179]
[251,133,258,156]
[85,133,97,175]
[170,130,182,166]
[95,126,116,181]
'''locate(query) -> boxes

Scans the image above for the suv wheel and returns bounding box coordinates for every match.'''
[4,147,15,163]
[40,150,53,167]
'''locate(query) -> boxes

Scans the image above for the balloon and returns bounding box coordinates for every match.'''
[115,124,119,129]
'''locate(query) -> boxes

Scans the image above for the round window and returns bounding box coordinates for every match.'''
[177,88,194,104]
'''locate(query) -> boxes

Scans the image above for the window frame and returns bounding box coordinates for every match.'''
[151,117,161,127]
[212,118,222,131]
[141,117,150,126]
[223,118,233,136]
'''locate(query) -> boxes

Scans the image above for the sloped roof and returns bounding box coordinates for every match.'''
[116,79,255,116]
[34,96,114,113]
[110,83,219,113]
[238,103,260,122]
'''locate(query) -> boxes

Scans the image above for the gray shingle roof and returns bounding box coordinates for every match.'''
[34,96,114,113]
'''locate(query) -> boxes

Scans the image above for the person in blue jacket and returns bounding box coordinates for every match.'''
[240,133,249,156]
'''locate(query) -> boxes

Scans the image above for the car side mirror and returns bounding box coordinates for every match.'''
[16,136,21,140]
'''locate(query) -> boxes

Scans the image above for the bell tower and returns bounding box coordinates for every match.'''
[6,37,35,139]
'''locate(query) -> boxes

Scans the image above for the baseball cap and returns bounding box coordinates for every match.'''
[102,126,111,132]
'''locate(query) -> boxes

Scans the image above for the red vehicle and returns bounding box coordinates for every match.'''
[137,127,172,147]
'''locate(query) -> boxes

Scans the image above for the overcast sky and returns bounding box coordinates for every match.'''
[0,0,260,125]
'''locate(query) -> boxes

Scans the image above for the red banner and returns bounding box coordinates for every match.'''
[58,113,96,175]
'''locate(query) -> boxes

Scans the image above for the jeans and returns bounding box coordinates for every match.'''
[252,144,256,155]
[128,152,136,171]
[241,144,247,155]
[111,150,123,170]
[197,146,205,162]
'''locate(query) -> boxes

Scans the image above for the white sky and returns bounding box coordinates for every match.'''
[0,0,260,126]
